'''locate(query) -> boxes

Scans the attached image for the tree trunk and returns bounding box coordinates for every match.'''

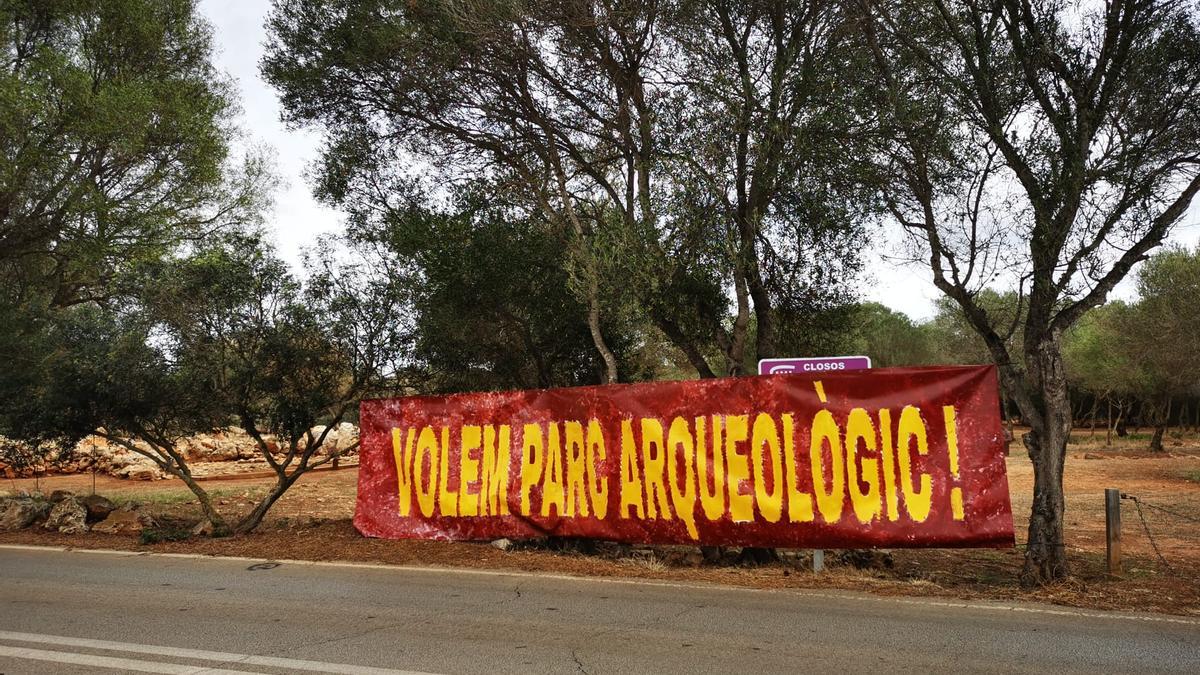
[726,265,751,376]
[652,312,717,378]
[1001,394,1015,454]
[1149,397,1170,453]
[546,151,619,385]
[235,475,298,534]
[1016,339,1071,585]
[174,470,229,536]
[1149,424,1166,453]
[747,266,775,363]
[1106,398,1114,446]
[586,273,619,384]
[1115,400,1129,438]
[1088,398,1097,436]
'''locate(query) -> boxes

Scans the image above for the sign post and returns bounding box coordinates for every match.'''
[759,356,873,572]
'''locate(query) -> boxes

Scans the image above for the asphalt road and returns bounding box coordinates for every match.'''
[0,546,1196,674]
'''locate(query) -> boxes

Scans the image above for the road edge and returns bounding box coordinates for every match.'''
[2,543,1197,627]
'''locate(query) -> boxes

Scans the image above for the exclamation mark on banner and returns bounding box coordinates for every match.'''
[943,405,965,520]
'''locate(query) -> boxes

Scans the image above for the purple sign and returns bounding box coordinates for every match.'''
[758,356,872,375]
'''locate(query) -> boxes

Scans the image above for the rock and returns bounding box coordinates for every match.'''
[124,467,166,481]
[0,498,52,531]
[491,538,514,551]
[92,508,156,535]
[42,497,89,534]
[49,489,75,502]
[79,494,117,523]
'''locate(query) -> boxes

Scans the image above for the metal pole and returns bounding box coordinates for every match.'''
[1105,488,1121,575]
[812,549,824,573]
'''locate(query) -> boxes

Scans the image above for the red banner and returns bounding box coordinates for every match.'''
[354,366,1014,548]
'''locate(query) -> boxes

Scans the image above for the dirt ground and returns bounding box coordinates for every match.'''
[4,429,1199,616]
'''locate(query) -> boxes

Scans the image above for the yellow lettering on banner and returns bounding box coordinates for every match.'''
[943,406,965,521]
[415,427,439,518]
[666,417,699,539]
[750,413,783,523]
[392,428,415,516]
[459,425,482,517]
[619,420,646,518]
[782,414,814,523]
[878,409,900,521]
[482,425,510,515]
[520,424,544,516]
[437,426,459,517]
[585,420,609,519]
[640,418,673,520]
[724,414,753,523]
[897,406,932,522]
[696,416,726,521]
[809,410,844,523]
[541,422,566,517]
[845,408,881,524]
[564,421,589,518]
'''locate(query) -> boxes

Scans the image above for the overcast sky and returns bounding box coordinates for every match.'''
[199,0,1200,322]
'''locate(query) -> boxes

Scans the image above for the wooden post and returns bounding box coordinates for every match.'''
[1105,488,1121,575]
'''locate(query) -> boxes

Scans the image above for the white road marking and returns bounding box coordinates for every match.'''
[2,543,1197,627]
[0,631,437,675]
[0,644,260,674]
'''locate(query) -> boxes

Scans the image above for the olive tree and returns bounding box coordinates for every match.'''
[1120,247,1200,450]
[0,0,270,309]
[144,234,409,533]
[262,0,868,382]
[859,0,1200,582]
[0,0,273,468]
[8,234,408,534]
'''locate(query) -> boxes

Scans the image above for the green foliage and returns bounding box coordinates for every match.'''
[1063,302,1149,399]
[349,190,666,392]
[924,292,1025,367]
[1130,246,1200,398]
[0,0,271,309]
[0,0,275,463]
[837,302,938,367]
[1,230,408,532]
[1064,247,1200,402]
[0,301,219,455]
[261,0,869,380]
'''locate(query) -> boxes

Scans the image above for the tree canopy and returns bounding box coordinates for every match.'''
[262,0,870,382]
[0,0,271,310]
[859,0,1200,582]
